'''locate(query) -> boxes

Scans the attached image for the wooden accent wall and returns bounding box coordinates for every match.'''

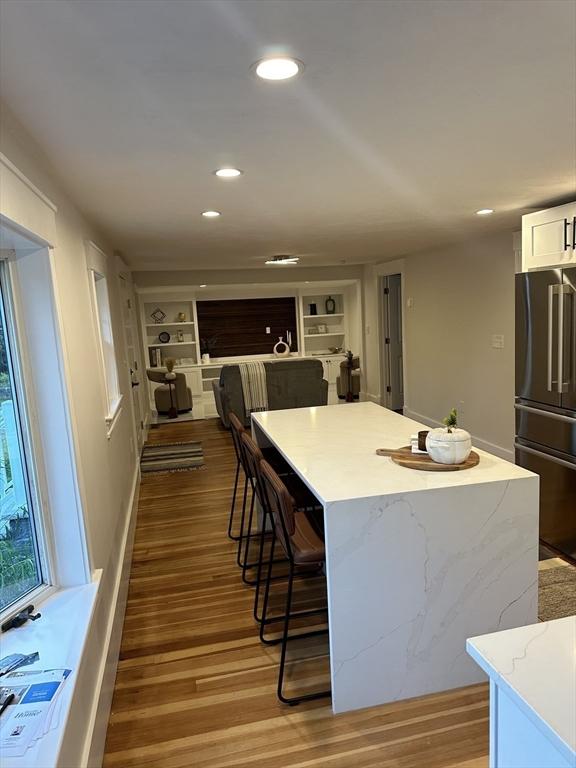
[196,297,298,357]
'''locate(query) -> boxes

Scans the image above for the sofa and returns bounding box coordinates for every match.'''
[212,358,328,427]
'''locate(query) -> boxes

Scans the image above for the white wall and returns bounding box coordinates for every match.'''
[0,101,138,765]
[363,231,516,457]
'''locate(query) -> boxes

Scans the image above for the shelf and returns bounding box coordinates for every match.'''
[303,313,344,319]
[147,342,196,349]
[304,332,345,338]
[146,321,195,327]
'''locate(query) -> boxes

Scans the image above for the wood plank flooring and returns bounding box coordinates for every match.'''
[103,418,489,768]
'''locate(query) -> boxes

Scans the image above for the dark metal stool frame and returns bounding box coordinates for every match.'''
[229,413,288,586]
[241,431,323,624]
[227,412,247,542]
[259,459,331,705]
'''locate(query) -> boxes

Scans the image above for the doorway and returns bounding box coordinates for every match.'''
[380,274,404,412]
[119,275,145,453]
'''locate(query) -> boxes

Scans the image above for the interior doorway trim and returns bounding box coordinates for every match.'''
[373,259,406,409]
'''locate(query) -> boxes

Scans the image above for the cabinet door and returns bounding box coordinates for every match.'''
[522,202,576,271]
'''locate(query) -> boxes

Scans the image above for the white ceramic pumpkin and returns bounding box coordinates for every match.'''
[425,428,472,465]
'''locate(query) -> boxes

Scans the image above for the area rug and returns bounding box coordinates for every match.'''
[140,441,205,474]
[538,565,576,621]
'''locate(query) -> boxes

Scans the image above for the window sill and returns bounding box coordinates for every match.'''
[0,573,101,768]
[105,394,124,439]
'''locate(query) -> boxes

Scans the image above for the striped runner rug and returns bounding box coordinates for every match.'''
[140,441,204,474]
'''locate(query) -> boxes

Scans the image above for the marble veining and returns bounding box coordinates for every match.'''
[253,402,539,713]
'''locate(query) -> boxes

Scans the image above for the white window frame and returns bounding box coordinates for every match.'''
[0,258,55,618]
[86,242,123,437]
[0,157,91,628]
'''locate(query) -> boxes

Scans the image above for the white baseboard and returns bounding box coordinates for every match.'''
[403,408,514,462]
[361,391,381,404]
[77,464,140,767]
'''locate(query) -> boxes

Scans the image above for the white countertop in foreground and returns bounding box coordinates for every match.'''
[252,402,533,503]
[467,616,576,761]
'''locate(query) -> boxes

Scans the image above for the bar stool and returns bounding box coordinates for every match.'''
[240,431,323,620]
[228,412,295,583]
[259,459,331,705]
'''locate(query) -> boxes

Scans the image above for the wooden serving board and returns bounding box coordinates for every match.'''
[376,446,480,471]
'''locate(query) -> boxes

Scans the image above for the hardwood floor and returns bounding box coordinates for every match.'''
[103,418,489,768]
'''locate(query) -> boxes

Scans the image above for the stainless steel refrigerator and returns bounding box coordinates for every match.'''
[515,267,576,561]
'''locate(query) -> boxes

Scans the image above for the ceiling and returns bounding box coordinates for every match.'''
[0,0,575,270]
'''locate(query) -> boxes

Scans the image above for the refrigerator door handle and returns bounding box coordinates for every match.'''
[515,403,576,424]
[549,284,570,393]
[572,216,576,250]
[515,442,576,471]
[548,285,555,391]
[558,283,565,393]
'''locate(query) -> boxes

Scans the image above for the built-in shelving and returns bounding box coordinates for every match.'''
[145,321,195,327]
[302,313,344,319]
[138,281,361,419]
[303,332,345,338]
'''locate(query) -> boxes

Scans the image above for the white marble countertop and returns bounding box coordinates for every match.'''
[467,616,576,761]
[252,402,534,504]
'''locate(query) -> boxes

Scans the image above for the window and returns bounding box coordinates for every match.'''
[0,268,46,612]
[91,271,121,419]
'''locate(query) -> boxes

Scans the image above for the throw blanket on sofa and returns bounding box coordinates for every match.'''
[239,361,268,419]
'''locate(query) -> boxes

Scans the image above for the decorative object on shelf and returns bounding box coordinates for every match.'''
[317,323,328,334]
[177,330,184,343]
[273,336,291,358]
[158,331,171,344]
[177,312,186,322]
[329,346,343,354]
[307,326,319,335]
[200,335,218,364]
[425,408,472,465]
[164,358,178,419]
[308,303,317,316]
[149,347,161,367]
[325,295,336,314]
[150,307,166,324]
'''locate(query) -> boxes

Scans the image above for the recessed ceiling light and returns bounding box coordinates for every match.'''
[214,168,243,178]
[199,284,207,288]
[265,255,300,265]
[202,210,221,218]
[254,57,302,81]
[476,208,494,216]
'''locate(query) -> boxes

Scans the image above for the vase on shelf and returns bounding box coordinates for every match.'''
[325,296,336,314]
[273,337,291,358]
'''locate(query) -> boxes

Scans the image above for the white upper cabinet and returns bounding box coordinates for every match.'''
[522,201,576,271]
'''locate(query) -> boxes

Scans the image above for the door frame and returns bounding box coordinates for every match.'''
[374,259,407,409]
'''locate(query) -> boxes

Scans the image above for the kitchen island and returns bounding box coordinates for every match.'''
[467,616,576,768]
[252,402,539,714]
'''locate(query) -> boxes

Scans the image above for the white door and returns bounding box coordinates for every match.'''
[522,202,576,271]
[119,276,145,452]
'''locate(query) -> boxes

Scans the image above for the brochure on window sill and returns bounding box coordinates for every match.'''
[0,668,71,758]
